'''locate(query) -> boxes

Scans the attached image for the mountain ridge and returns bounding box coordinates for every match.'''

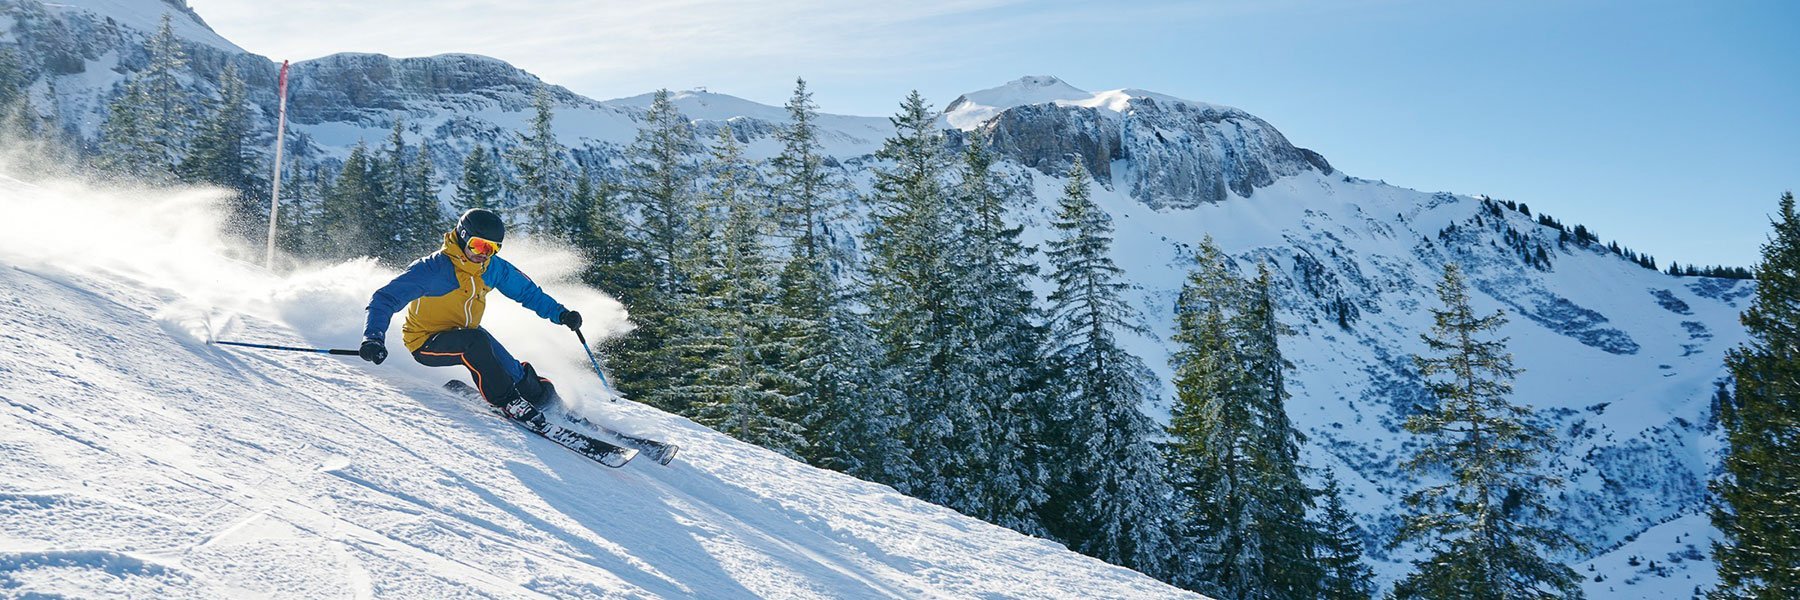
[0,1,1747,597]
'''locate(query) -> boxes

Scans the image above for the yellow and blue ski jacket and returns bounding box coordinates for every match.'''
[364,233,568,352]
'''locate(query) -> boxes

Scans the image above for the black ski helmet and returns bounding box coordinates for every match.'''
[455,209,505,253]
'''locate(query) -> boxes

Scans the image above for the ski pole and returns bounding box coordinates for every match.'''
[212,340,360,356]
[573,328,617,402]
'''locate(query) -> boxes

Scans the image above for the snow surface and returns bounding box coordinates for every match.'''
[7,1,1753,594]
[990,160,1743,598]
[0,173,1203,599]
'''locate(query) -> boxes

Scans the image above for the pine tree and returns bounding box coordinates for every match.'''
[1710,191,1800,599]
[618,88,701,411]
[950,129,1051,535]
[140,14,192,168]
[770,79,908,485]
[320,143,386,260]
[397,144,445,255]
[1163,237,1320,597]
[274,165,329,261]
[568,168,649,299]
[374,121,414,261]
[1166,237,1246,594]
[178,64,265,240]
[507,87,570,235]
[453,144,504,213]
[1040,160,1178,578]
[0,47,46,145]
[97,80,166,181]
[1393,263,1580,600]
[1317,473,1376,600]
[676,126,805,455]
[99,13,195,179]
[863,91,980,508]
[768,78,845,264]
[0,47,27,111]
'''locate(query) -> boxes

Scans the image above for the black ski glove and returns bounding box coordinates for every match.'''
[360,339,388,365]
[559,310,583,332]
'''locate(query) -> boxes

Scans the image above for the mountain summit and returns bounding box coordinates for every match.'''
[942,75,1236,131]
[0,2,1747,597]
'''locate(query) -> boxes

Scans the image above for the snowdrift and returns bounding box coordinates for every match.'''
[0,173,1200,599]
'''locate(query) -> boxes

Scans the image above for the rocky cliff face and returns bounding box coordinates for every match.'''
[969,88,1332,209]
[1116,97,1333,208]
[1,5,1743,596]
[287,53,599,126]
[2,0,262,135]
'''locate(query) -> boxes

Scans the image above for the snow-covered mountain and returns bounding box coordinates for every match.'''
[0,174,1201,598]
[1,1,1750,597]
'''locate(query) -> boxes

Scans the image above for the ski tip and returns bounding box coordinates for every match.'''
[601,447,640,468]
[657,445,679,466]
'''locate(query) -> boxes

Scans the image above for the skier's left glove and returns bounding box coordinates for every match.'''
[559,310,582,332]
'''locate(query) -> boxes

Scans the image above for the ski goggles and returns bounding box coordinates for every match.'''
[465,236,501,259]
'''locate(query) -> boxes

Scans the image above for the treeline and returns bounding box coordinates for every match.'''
[22,16,1787,598]
[1483,197,1754,279]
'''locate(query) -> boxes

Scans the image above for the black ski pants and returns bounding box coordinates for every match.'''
[412,328,548,408]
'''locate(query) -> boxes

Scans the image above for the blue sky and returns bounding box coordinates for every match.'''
[190,0,1797,267]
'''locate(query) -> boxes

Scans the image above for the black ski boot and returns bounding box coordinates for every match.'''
[516,362,561,411]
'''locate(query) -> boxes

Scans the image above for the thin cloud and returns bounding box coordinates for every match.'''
[191,1,1026,79]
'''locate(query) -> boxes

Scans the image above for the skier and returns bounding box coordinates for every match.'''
[359,208,582,424]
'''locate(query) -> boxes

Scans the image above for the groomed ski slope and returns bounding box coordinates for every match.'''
[0,174,1202,599]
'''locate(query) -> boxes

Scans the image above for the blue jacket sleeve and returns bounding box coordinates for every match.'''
[484,257,568,322]
[364,256,448,342]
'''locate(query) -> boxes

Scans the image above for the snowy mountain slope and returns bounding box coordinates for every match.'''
[2,1,1755,597]
[0,175,1203,599]
[1001,163,1746,597]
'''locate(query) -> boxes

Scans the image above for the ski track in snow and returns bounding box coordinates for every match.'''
[0,177,1200,599]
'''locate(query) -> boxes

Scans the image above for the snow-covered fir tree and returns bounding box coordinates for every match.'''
[320,142,387,260]
[1164,237,1319,598]
[1392,263,1580,600]
[948,129,1051,536]
[619,88,702,410]
[396,144,445,255]
[566,168,649,303]
[769,80,909,486]
[453,144,504,213]
[863,91,988,510]
[507,87,571,235]
[0,47,59,158]
[673,126,804,456]
[1040,160,1179,579]
[273,166,328,261]
[376,121,415,260]
[1315,473,1375,600]
[1236,264,1323,596]
[138,14,191,170]
[0,47,33,134]
[177,64,263,240]
[1710,191,1800,599]
[767,78,844,266]
[98,14,195,181]
[97,80,165,181]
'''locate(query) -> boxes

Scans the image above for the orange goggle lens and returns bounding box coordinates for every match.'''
[467,236,501,257]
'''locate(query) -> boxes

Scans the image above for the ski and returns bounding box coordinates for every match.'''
[444,381,637,468]
[563,411,680,466]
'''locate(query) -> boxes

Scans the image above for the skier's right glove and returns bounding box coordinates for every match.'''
[359,339,388,365]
